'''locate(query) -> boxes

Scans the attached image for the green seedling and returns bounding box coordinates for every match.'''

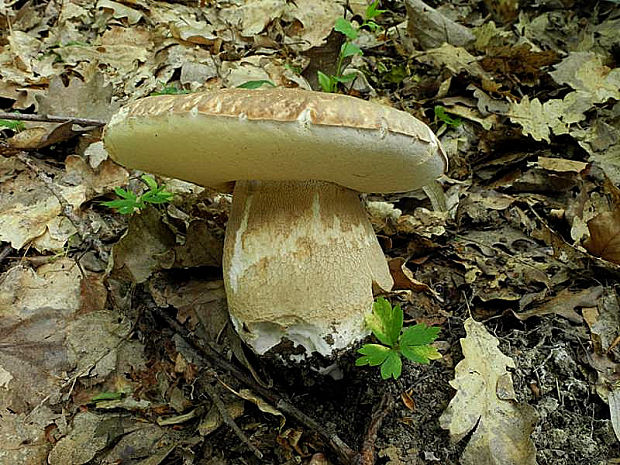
[356,298,441,380]
[151,82,190,96]
[362,0,387,31]
[434,106,462,128]
[237,80,276,89]
[318,1,385,93]
[102,175,173,215]
[0,119,25,132]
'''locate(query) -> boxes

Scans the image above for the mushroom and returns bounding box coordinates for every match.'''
[103,88,447,359]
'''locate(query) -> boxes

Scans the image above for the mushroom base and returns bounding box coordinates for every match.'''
[223,180,393,360]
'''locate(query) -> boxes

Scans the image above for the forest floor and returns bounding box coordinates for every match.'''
[1,1,619,464]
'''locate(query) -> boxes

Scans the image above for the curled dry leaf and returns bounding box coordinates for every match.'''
[583,208,620,264]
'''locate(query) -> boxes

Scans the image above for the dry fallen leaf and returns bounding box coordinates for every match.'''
[513,286,604,323]
[440,318,537,465]
[110,207,176,283]
[583,208,620,264]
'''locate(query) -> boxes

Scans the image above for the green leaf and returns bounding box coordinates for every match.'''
[317,71,335,93]
[237,80,276,89]
[141,174,158,190]
[340,42,362,58]
[113,187,136,201]
[434,106,462,128]
[365,298,403,347]
[365,1,387,20]
[101,198,140,215]
[400,344,442,364]
[0,119,26,131]
[91,392,123,402]
[356,343,391,366]
[142,190,174,204]
[380,350,402,379]
[400,323,440,347]
[334,17,358,40]
[400,323,441,364]
[150,83,189,96]
[334,73,357,83]
[363,20,381,32]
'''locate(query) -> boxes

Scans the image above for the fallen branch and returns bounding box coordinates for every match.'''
[201,373,264,459]
[0,112,107,127]
[356,393,393,465]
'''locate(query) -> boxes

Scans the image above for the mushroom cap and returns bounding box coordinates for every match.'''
[103,88,447,193]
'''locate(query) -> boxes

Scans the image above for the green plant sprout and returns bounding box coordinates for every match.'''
[102,175,173,215]
[151,82,190,96]
[0,119,26,131]
[434,106,462,128]
[318,1,386,93]
[237,80,276,89]
[356,298,441,380]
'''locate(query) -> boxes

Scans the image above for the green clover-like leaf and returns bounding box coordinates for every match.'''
[400,344,442,364]
[400,323,440,347]
[380,350,402,380]
[356,343,391,366]
[400,324,441,364]
[365,297,402,346]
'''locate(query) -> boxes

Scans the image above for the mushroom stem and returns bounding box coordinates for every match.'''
[223,180,393,357]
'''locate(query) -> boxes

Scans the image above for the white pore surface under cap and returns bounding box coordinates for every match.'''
[103,88,447,193]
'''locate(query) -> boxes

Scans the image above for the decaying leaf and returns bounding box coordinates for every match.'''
[110,207,176,283]
[220,381,286,429]
[440,318,537,465]
[0,155,127,251]
[405,0,475,50]
[513,286,604,323]
[583,208,620,264]
[414,43,491,80]
[550,52,620,102]
[582,288,620,355]
[388,257,440,299]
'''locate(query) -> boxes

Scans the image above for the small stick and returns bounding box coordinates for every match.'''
[201,374,264,459]
[0,112,107,127]
[355,393,393,465]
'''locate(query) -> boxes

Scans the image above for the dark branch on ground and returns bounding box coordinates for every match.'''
[200,372,264,459]
[355,393,393,465]
[0,112,107,127]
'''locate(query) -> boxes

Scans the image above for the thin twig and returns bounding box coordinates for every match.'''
[201,374,264,459]
[0,112,107,126]
[153,307,358,465]
[356,393,393,465]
